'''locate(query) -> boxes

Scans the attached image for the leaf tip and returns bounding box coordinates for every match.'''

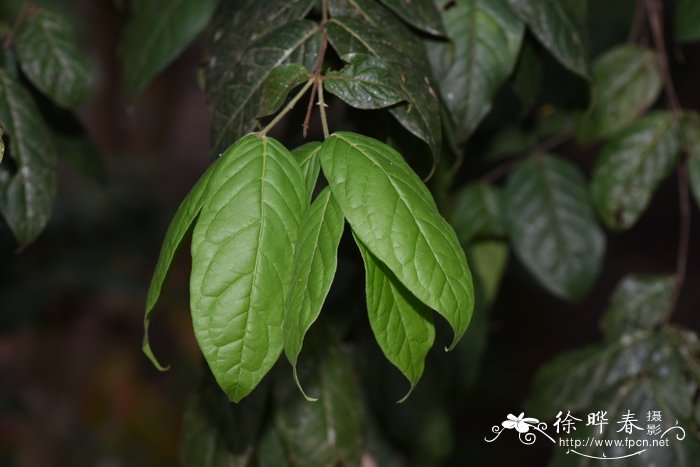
[293,366,318,402]
[396,382,416,404]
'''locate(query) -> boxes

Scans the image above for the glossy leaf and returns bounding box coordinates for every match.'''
[324,54,404,110]
[320,132,474,348]
[591,112,680,230]
[0,69,56,247]
[284,188,344,399]
[426,0,524,142]
[356,237,435,401]
[144,158,222,370]
[450,183,505,245]
[578,45,661,142]
[291,141,321,203]
[504,155,604,300]
[258,63,310,118]
[275,332,363,467]
[15,7,92,108]
[190,135,306,402]
[378,0,445,36]
[681,113,700,209]
[326,16,441,156]
[601,275,675,339]
[211,20,320,155]
[507,0,589,77]
[120,0,219,93]
[675,0,700,43]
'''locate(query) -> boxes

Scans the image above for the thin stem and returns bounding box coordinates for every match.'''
[478,158,521,185]
[628,0,646,44]
[534,130,574,154]
[317,79,330,139]
[302,82,318,137]
[302,0,330,138]
[645,0,682,115]
[257,78,315,136]
[3,3,32,50]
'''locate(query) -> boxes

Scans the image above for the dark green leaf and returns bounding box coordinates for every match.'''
[190,135,306,402]
[274,331,363,467]
[378,0,445,36]
[450,183,505,245]
[426,0,524,142]
[681,113,700,209]
[291,141,321,203]
[356,236,435,401]
[675,0,700,43]
[324,54,404,110]
[469,240,509,307]
[591,112,680,230]
[258,63,310,118]
[577,45,661,142]
[511,39,542,113]
[284,188,344,399]
[180,372,268,467]
[507,0,590,77]
[0,69,56,247]
[121,0,219,93]
[144,158,222,370]
[211,20,320,155]
[320,132,474,348]
[600,275,675,339]
[326,16,441,156]
[504,155,604,300]
[15,7,92,107]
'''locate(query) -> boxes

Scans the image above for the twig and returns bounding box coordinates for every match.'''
[645,0,682,115]
[258,78,315,136]
[628,0,646,44]
[478,158,521,185]
[535,130,574,154]
[302,0,330,137]
[317,80,330,138]
[3,3,32,50]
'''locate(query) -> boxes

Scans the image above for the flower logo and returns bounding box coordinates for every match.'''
[502,412,540,433]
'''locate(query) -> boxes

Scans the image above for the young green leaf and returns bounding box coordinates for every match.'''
[324,54,405,110]
[120,0,219,93]
[681,113,700,209]
[507,0,589,78]
[504,155,605,300]
[211,20,320,155]
[144,158,222,370]
[319,132,473,349]
[449,183,505,245]
[591,112,680,230]
[291,141,321,203]
[190,135,306,402]
[675,0,700,43]
[15,7,92,108]
[283,188,344,400]
[426,0,524,142]
[577,45,662,142]
[378,0,445,36]
[356,237,435,402]
[0,70,57,247]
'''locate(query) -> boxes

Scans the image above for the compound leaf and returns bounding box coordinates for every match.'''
[121,0,219,93]
[0,69,57,247]
[284,188,344,399]
[320,132,473,349]
[591,112,680,230]
[190,135,306,402]
[504,155,605,300]
[15,7,92,108]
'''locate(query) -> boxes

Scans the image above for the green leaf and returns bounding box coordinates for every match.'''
[180,372,268,467]
[681,113,700,209]
[204,0,316,97]
[258,63,310,118]
[511,39,542,113]
[468,240,509,308]
[211,20,320,155]
[291,141,321,203]
[14,7,92,108]
[504,155,604,300]
[675,0,700,43]
[356,236,435,402]
[600,275,675,339]
[143,158,222,370]
[120,0,219,93]
[591,112,680,230]
[378,0,445,36]
[450,183,505,245]
[326,16,441,157]
[507,0,589,78]
[283,188,344,399]
[274,331,363,467]
[577,45,662,142]
[324,54,404,110]
[319,132,474,349]
[0,69,56,247]
[190,135,306,402]
[426,0,524,142]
